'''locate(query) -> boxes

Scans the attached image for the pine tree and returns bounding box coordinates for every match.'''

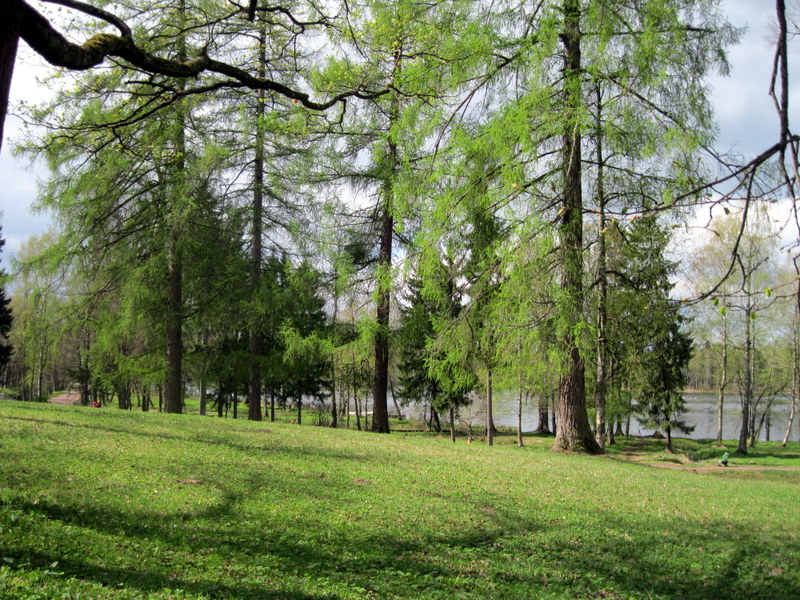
[0,226,13,374]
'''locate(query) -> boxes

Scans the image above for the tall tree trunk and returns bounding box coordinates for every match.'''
[371,88,399,435]
[664,424,673,454]
[782,317,798,446]
[716,307,728,445]
[486,369,494,446]
[372,183,394,434]
[164,0,187,415]
[165,214,183,414]
[737,293,752,454]
[748,333,758,448]
[449,406,456,443]
[552,0,601,454]
[248,23,266,422]
[330,294,339,428]
[517,390,524,447]
[594,84,608,451]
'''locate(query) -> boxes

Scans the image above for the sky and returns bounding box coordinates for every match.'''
[0,0,797,268]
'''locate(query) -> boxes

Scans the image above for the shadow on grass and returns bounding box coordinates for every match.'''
[5,481,799,600]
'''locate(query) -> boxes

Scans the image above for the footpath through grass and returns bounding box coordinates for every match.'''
[1,402,798,600]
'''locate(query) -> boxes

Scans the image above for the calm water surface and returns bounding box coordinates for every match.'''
[409,392,799,442]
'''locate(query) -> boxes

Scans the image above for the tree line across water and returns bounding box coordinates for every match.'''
[0,0,799,456]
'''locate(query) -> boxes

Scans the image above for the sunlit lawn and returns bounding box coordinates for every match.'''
[1,401,798,599]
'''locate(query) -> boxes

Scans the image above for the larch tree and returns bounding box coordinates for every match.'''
[444,0,734,452]
[314,0,482,433]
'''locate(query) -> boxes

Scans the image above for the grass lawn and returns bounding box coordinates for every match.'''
[1,401,798,599]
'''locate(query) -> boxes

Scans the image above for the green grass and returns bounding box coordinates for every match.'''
[1,401,798,599]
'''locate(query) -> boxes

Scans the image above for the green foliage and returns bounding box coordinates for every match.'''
[397,270,474,415]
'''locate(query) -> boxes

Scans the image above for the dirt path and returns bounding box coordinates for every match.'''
[49,391,80,405]
[647,463,800,471]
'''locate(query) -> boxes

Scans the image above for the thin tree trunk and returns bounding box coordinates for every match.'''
[716,307,728,445]
[765,407,771,441]
[782,318,798,446]
[625,388,632,437]
[371,88,400,435]
[364,389,370,430]
[665,424,673,453]
[748,335,759,448]
[517,390,524,447]
[355,381,362,431]
[390,380,403,419]
[329,292,339,428]
[486,369,494,446]
[738,293,752,454]
[248,22,266,423]
[270,387,275,422]
[199,374,206,416]
[594,84,608,451]
[552,0,601,454]
[449,406,456,443]
[371,192,393,434]
[164,0,187,415]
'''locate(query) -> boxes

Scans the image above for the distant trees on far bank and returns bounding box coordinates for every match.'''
[2,0,799,455]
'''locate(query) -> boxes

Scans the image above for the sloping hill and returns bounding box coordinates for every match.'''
[1,401,798,599]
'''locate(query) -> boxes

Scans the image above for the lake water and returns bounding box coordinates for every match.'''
[408,391,799,442]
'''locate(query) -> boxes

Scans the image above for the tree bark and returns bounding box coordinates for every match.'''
[552,0,602,454]
[164,232,183,414]
[536,397,550,433]
[594,85,608,451]
[716,307,728,445]
[0,5,19,153]
[371,194,393,434]
[737,292,752,454]
[782,317,797,446]
[248,23,266,422]
[372,156,395,434]
[486,369,494,446]
[449,406,456,443]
